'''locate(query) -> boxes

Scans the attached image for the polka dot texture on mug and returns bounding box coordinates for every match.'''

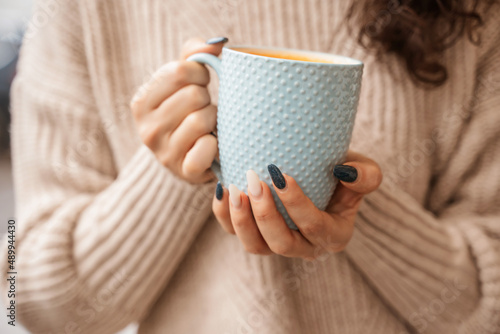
[217,49,363,230]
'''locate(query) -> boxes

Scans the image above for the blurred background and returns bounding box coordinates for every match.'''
[0,0,25,230]
[0,0,31,328]
[0,0,136,333]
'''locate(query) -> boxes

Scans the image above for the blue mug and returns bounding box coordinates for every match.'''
[188,46,363,230]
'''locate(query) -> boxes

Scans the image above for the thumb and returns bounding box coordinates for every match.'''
[325,151,382,215]
[180,36,228,60]
[333,151,383,195]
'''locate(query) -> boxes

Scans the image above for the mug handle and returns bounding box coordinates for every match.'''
[186,53,223,184]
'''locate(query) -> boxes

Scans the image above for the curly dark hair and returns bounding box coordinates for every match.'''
[347,0,498,87]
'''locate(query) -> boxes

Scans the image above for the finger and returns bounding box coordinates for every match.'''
[245,170,315,258]
[338,151,383,194]
[144,61,211,110]
[131,61,210,115]
[181,134,218,183]
[324,183,364,219]
[167,104,217,163]
[154,84,211,133]
[180,37,226,60]
[212,183,235,234]
[266,166,352,251]
[228,184,273,255]
[327,151,382,215]
[139,85,212,165]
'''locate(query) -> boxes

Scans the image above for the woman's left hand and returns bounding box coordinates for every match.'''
[212,150,383,260]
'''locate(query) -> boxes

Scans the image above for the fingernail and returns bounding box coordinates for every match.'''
[215,181,223,201]
[246,170,262,199]
[267,164,287,190]
[206,37,229,45]
[228,184,242,209]
[333,165,358,182]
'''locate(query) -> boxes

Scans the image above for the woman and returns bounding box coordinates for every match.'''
[2,0,499,333]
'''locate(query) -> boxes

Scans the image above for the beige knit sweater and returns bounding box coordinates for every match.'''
[2,0,500,333]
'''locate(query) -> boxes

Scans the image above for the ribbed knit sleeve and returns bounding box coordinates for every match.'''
[346,19,500,334]
[0,1,216,333]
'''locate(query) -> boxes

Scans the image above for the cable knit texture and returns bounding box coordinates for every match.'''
[1,0,500,333]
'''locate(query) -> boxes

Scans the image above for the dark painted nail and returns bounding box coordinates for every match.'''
[267,164,286,190]
[215,181,224,200]
[206,37,229,45]
[333,165,358,183]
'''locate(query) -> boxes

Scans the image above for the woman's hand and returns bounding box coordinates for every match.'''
[131,38,226,184]
[212,151,383,260]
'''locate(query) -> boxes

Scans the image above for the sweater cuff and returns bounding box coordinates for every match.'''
[344,181,497,332]
[74,144,217,314]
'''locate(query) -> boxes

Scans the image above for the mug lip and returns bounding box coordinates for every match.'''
[224,45,363,66]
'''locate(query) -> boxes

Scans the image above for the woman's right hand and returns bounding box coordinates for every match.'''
[131,38,225,184]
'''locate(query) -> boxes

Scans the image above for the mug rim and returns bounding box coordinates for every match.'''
[224,45,363,66]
